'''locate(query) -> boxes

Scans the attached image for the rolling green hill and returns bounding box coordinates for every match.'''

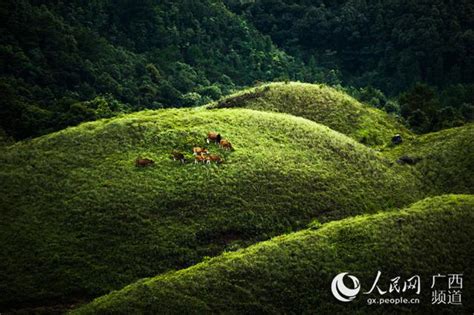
[0,0,472,313]
[71,194,474,314]
[0,106,424,310]
[382,123,474,195]
[209,82,411,146]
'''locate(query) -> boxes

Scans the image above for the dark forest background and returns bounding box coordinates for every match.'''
[1,0,473,140]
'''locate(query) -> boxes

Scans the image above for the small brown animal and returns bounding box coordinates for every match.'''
[206,154,223,164]
[193,147,209,156]
[219,139,233,150]
[194,155,207,164]
[135,158,154,167]
[207,132,222,144]
[171,151,186,164]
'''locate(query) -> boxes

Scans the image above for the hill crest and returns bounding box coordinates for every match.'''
[209,82,411,146]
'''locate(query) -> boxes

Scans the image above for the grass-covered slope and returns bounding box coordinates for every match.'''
[210,82,410,146]
[383,123,474,195]
[0,108,423,309]
[72,195,474,314]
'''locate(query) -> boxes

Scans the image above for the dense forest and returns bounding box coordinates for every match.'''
[0,0,304,139]
[0,0,473,140]
[225,0,474,133]
[225,0,474,92]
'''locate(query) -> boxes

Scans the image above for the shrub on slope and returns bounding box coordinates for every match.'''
[0,108,422,309]
[72,195,474,314]
[210,82,410,146]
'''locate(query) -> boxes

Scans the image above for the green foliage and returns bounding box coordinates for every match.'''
[1,0,472,140]
[399,83,474,133]
[0,0,304,140]
[400,84,439,122]
[226,0,474,94]
[383,100,400,115]
[407,109,431,134]
[353,86,387,109]
[71,195,474,314]
[0,128,14,147]
[197,85,223,100]
[229,0,474,135]
[179,92,203,107]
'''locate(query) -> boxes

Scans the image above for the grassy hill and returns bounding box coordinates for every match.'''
[72,194,474,314]
[209,82,411,146]
[0,107,424,310]
[382,123,474,195]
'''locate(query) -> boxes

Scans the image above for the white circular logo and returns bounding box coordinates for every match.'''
[331,272,361,302]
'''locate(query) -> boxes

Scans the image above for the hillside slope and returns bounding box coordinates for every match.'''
[72,195,474,314]
[0,107,423,310]
[383,123,474,195]
[210,82,410,146]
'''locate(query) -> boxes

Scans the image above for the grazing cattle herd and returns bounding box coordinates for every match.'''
[192,147,209,156]
[192,132,232,164]
[136,132,409,168]
[135,131,232,167]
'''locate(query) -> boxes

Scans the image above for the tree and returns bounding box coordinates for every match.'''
[407,109,430,134]
[399,83,439,121]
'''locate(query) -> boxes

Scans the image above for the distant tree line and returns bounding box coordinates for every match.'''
[0,0,308,139]
[225,0,474,133]
[343,83,474,134]
[0,0,472,140]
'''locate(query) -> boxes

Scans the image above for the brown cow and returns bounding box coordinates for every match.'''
[194,154,207,164]
[193,147,209,156]
[135,158,154,167]
[171,151,186,164]
[206,154,223,164]
[219,139,233,150]
[207,132,222,144]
